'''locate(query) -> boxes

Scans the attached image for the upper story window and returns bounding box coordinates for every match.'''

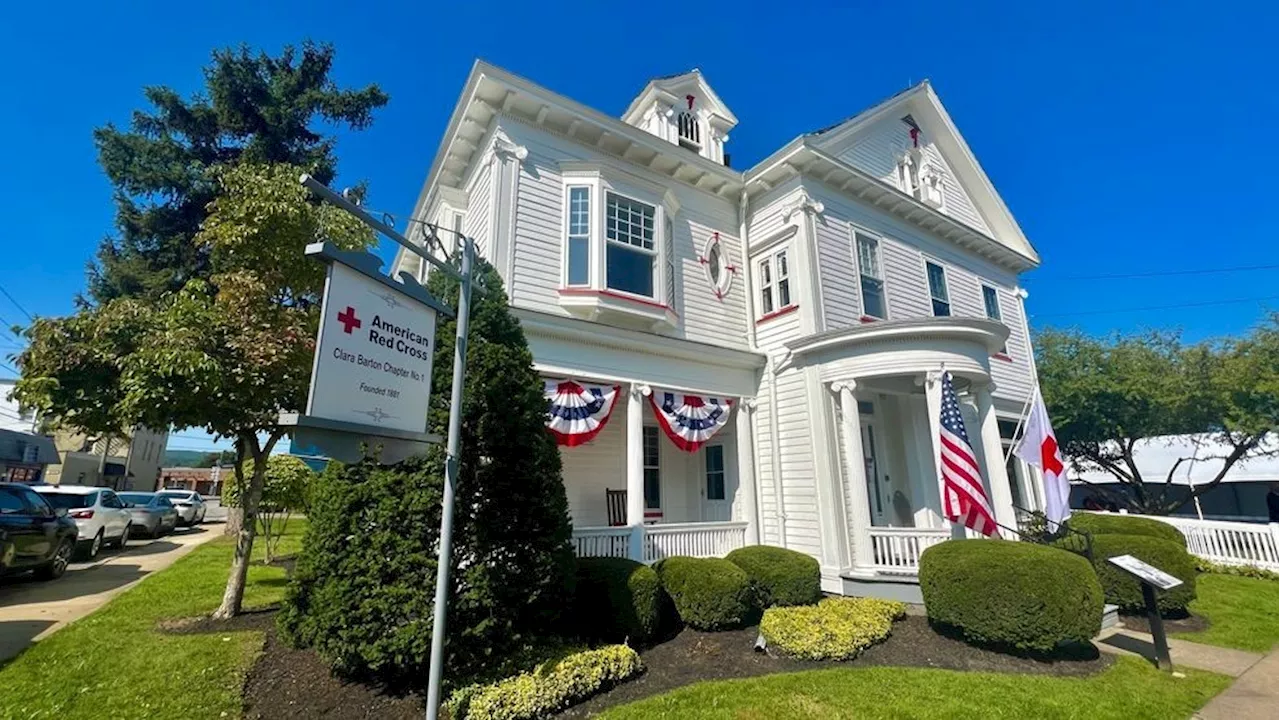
[605,192,656,297]
[676,111,701,152]
[758,249,791,316]
[566,187,591,286]
[854,231,886,320]
[925,260,950,317]
[700,232,735,300]
[982,285,1008,353]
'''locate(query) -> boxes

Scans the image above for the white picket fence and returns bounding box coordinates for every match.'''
[1090,511,1280,572]
[571,521,748,564]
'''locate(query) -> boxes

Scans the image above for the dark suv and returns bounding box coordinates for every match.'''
[0,482,80,580]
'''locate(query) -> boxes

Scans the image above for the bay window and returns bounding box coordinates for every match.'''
[605,192,656,297]
[566,186,591,286]
[757,248,792,318]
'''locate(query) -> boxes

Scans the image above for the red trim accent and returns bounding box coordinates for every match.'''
[992,352,1013,362]
[647,392,733,453]
[686,94,695,110]
[546,383,622,447]
[755,304,799,325]
[644,510,664,518]
[860,315,882,323]
[558,287,678,316]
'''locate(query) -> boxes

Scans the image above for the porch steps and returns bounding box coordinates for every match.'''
[1100,603,1120,631]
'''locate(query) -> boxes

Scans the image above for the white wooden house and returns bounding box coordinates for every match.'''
[394,62,1047,600]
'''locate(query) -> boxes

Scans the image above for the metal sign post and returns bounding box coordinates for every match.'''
[298,175,473,720]
[1107,553,1183,671]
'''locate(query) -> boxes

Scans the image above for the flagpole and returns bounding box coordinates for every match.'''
[1003,287,1041,465]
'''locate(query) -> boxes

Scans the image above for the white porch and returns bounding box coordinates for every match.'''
[559,380,759,564]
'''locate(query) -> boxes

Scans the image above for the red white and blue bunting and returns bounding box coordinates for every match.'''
[545,379,621,447]
[649,388,733,452]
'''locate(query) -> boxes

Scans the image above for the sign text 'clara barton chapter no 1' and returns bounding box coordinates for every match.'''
[308,262,437,435]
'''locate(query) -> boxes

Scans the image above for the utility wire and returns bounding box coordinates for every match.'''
[0,283,33,321]
[1030,263,1278,282]
[1032,296,1278,320]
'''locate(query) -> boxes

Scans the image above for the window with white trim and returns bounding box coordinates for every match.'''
[854,231,886,319]
[925,260,950,317]
[757,249,791,317]
[704,444,725,501]
[982,285,1007,353]
[605,192,657,298]
[676,110,701,152]
[566,186,591,286]
[643,426,661,510]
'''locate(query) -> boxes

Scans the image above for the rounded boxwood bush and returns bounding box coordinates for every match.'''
[726,545,821,608]
[653,556,754,631]
[573,557,664,643]
[1091,534,1197,614]
[761,597,905,660]
[1070,513,1187,548]
[919,539,1104,653]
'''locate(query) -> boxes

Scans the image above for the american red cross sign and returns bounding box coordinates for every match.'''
[337,306,361,334]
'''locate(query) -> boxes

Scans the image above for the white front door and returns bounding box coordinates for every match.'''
[861,419,890,527]
[700,444,730,521]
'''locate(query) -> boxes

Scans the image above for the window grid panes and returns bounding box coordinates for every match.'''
[983,285,1007,352]
[855,233,885,319]
[775,250,791,308]
[926,261,950,317]
[606,193,654,250]
[758,258,774,315]
[643,426,661,510]
[605,193,656,298]
[704,445,726,501]
[567,187,590,286]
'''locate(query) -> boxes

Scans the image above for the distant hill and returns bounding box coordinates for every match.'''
[163,449,215,468]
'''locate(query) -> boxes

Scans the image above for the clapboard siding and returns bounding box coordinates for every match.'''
[499,118,750,351]
[828,116,991,235]
[465,157,493,260]
[814,217,860,330]
[807,182,1034,407]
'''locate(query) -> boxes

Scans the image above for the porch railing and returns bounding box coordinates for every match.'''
[643,522,749,563]
[571,521,749,563]
[570,526,632,559]
[867,527,951,574]
[1087,511,1280,572]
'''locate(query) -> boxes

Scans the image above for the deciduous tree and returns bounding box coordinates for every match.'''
[1036,315,1278,514]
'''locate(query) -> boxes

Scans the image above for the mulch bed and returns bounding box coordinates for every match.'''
[561,615,1111,717]
[1117,612,1209,635]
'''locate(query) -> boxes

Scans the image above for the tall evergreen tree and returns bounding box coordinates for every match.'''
[88,41,387,303]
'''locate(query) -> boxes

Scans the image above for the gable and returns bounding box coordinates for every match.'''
[808,83,1037,264]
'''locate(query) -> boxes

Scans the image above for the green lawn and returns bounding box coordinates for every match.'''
[1171,573,1279,653]
[0,521,307,720]
[599,657,1229,720]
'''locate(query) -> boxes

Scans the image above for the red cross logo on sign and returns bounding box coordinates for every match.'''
[337,306,361,334]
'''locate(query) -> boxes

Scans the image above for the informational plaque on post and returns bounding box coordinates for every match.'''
[1107,554,1184,591]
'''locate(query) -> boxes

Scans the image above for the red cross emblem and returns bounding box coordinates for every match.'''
[337,306,361,334]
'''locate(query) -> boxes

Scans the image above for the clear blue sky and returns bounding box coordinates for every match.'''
[1,1,1275,451]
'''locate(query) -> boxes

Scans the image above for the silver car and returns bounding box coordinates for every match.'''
[118,492,179,538]
[158,490,207,526]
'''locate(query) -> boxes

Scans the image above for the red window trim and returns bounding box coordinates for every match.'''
[992,352,1013,362]
[756,304,799,325]
[860,315,883,324]
[558,287,679,316]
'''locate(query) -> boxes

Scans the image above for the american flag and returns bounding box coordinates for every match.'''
[937,372,997,536]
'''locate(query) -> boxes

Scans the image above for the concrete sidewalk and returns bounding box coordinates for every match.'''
[1096,627,1265,676]
[1194,648,1278,720]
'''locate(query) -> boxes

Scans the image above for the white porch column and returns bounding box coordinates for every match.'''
[734,399,761,545]
[836,381,873,569]
[975,384,1018,530]
[626,383,647,560]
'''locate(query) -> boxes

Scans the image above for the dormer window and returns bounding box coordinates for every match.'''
[676,110,701,152]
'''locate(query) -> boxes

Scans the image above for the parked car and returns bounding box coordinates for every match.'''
[36,485,133,560]
[158,490,207,526]
[0,482,79,580]
[118,492,179,537]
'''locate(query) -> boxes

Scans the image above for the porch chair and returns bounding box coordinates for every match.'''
[606,489,627,527]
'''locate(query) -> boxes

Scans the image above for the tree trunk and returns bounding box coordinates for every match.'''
[213,458,267,619]
[224,507,244,536]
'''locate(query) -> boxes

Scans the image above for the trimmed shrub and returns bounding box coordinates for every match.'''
[761,597,905,660]
[1091,534,1197,613]
[726,545,822,608]
[573,557,664,643]
[919,539,1104,653]
[447,645,644,720]
[653,556,754,630]
[1070,512,1187,548]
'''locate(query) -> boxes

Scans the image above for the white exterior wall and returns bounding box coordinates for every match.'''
[828,116,991,235]
[805,182,1035,409]
[496,118,751,352]
[464,155,493,259]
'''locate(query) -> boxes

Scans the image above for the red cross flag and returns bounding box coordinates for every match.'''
[1014,390,1071,526]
